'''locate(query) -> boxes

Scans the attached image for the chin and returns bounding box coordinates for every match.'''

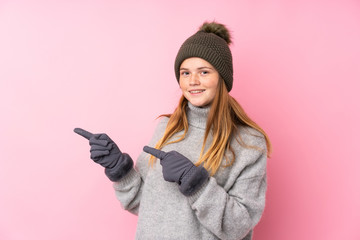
[185,95,211,107]
[190,101,210,107]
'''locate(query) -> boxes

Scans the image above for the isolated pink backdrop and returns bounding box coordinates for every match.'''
[1,0,359,239]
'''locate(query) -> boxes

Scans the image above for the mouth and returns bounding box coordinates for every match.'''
[189,89,205,94]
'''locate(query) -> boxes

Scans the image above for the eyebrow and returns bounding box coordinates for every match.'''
[180,66,213,71]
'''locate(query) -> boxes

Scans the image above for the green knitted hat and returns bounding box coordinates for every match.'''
[174,22,233,92]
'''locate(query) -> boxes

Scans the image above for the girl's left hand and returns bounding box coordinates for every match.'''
[143,146,209,196]
[143,146,195,184]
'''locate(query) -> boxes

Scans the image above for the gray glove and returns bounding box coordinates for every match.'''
[74,128,133,181]
[143,146,209,196]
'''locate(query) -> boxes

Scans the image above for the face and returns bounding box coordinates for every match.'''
[179,57,219,107]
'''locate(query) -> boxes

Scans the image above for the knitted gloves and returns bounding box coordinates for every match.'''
[143,146,209,196]
[74,128,133,181]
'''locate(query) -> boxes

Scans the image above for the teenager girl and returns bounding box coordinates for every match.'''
[75,21,271,240]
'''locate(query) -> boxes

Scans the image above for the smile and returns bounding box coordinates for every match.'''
[189,90,205,94]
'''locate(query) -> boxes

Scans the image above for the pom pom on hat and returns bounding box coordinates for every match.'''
[174,21,234,92]
[199,21,232,45]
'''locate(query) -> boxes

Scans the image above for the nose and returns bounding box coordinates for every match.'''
[189,74,200,85]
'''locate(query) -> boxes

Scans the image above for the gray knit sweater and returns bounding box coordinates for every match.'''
[112,103,267,240]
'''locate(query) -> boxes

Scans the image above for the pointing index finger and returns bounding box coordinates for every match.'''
[74,128,93,140]
[143,146,166,160]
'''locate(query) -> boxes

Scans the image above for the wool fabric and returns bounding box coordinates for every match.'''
[111,103,267,239]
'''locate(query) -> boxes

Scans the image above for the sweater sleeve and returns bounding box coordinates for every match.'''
[187,137,267,239]
[111,154,147,215]
[111,118,169,215]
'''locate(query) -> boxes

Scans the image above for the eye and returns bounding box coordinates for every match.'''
[201,71,209,75]
[181,71,190,76]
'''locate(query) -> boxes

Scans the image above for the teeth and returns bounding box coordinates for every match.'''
[190,90,204,93]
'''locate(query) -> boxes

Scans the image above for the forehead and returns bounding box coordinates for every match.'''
[180,57,214,69]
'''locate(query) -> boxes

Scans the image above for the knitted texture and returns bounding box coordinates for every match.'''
[112,102,268,239]
[174,31,233,91]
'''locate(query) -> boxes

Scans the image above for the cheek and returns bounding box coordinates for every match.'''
[207,77,219,91]
[208,80,219,98]
[179,79,186,91]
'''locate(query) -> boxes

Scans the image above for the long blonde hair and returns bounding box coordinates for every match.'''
[150,80,272,176]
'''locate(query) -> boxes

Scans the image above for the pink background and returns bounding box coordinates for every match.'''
[1,0,359,239]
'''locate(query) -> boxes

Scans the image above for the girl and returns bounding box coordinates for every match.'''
[75,21,271,240]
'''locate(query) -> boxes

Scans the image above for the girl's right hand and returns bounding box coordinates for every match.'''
[74,128,134,181]
[74,127,121,169]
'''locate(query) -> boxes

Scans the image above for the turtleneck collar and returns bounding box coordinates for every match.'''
[186,102,210,129]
